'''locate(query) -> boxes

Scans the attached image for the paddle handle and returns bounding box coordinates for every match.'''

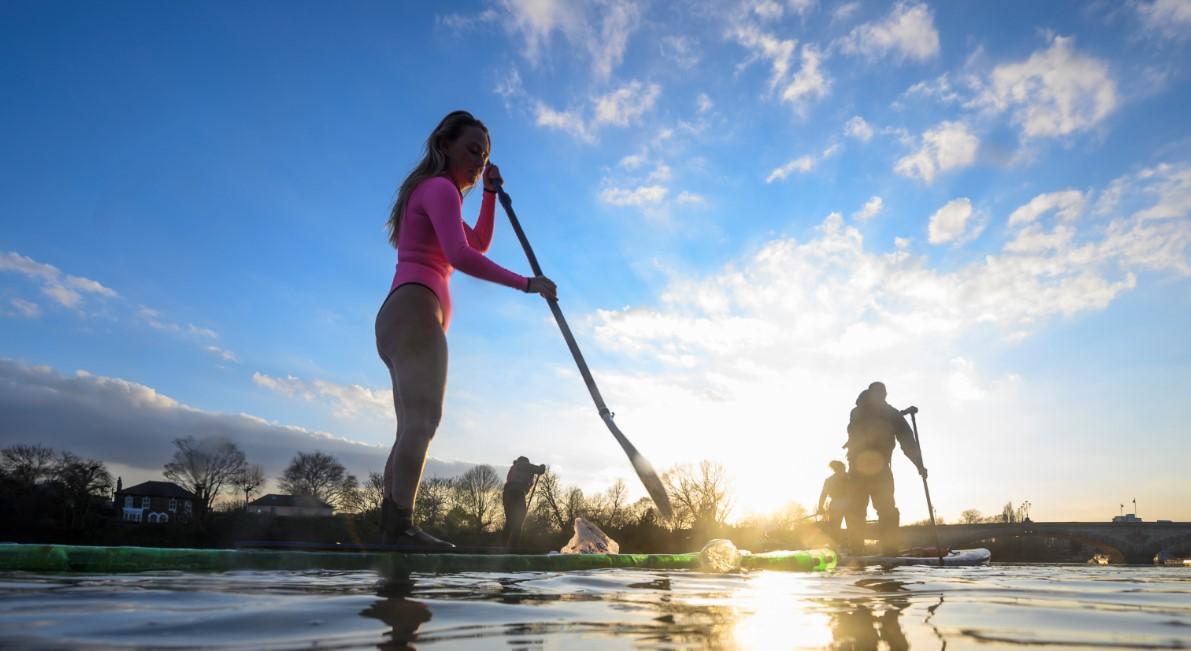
[910,411,945,567]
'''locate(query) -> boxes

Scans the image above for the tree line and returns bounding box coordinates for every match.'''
[0,436,788,538]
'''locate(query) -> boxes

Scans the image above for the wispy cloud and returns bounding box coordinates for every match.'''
[1134,0,1191,41]
[659,35,701,69]
[593,81,661,127]
[530,80,660,143]
[253,371,390,421]
[496,0,642,80]
[0,251,118,310]
[852,196,884,222]
[766,143,840,183]
[731,25,831,116]
[599,184,669,208]
[533,101,596,143]
[6,298,40,318]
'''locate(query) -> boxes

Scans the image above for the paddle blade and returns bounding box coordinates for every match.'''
[603,415,673,521]
[629,451,674,522]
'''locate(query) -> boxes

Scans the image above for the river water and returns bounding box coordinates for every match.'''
[0,564,1187,649]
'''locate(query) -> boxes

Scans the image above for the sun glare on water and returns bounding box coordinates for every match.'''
[729,573,833,649]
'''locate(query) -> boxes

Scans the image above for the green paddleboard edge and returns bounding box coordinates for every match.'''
[0,543,837,574]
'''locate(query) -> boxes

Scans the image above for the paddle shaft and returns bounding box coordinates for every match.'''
[909,410,945,566]
[495,187,673,520]
[518,473,540,537]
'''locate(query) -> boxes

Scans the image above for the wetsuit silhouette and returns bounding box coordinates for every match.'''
[843,384,925,554]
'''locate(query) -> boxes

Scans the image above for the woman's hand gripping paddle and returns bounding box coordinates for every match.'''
[495,185,674,521]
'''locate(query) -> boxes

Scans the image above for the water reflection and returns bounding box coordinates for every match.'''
[1,565,1188,649]
[359,574,432,650]
[828,600,910,650]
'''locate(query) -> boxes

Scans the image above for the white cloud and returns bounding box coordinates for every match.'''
[731,27,830,115]
[135,306,219,340]
[927,198,980,245]
[696,93,713,114]
[900,72,970,106]
[599,184,669,207]
[766,155,816,183]
[0,251,118,309]
[253,371,390,421]
[533,101,595,142]
[494,67,526,110]
[781,45,831,114]
[205,346,239,363]
[852,196,884,222]
[593,165,1189,369]
[589,0,641,80]
[438,8,499,31]
[1136,0,1191,41]
[752,0,784,21]
[837,1,940,62]
[675,191,709,207]
[894,121,979,184]
[1007,189,1086,226]
[844,115,874,141]
[731,24,797,92]
[618,152,646,169]
[831,2,860,22]
[766,142,839,184]
[530,79,659,142]
[593,81,661,126]
[647,163,673,183]
[974,35,1117,138]
[499,0,641,80]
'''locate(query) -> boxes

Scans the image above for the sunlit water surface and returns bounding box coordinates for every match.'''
[0,564,1188,649]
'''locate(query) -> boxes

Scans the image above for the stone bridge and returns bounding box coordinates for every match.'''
[898,522,1191,563]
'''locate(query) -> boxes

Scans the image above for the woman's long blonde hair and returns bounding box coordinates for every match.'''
[386,110,490,248]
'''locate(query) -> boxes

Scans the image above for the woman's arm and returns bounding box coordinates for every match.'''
[463,190,496,252]
[420,178,528,291]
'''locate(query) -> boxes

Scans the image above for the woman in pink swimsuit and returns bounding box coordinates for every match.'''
[375,111,556,547]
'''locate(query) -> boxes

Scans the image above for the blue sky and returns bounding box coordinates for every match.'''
[2,0,1189,522]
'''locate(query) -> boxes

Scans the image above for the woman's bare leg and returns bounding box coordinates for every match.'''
[375,284,446,510]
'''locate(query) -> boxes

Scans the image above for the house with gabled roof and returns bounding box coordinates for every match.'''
[115,480,195,524]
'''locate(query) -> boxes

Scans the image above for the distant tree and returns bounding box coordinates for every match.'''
[563,486,587,525]
[230,464,265,508]
[664,460,733,529]
[1001,501,1016,524]
[770,501,810,530]
[163,436,247,516]
[591,479,629,529]
[336,473,365,514]
[530,470,568,532]
[452,464,501,532]
[414,476,452,529]
[960,509,983,524]
[52,452,112,527]
[1,444,56,487]
[361,472,385,515]
[278,451,356,508]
